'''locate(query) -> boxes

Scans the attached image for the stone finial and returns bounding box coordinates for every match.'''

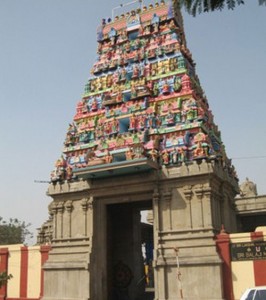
[239,177,257,197]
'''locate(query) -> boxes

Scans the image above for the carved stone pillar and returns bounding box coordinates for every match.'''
[65,200,73,238]
[153,188,160,233]
[81,197,93,237]
[183,185,193,229]
[81,198,89,237]
[213,190,223,230]
[152,188,160,300]
[163,189,172,230]
[88,197,93,238]
[202,187,212,229]
[195,184,204,228]
[57,202,64,239]
[51,202,57,240]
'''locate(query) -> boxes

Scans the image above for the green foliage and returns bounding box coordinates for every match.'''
[0,217,33,245]
[0,272,13,288]
[178,0,266,16]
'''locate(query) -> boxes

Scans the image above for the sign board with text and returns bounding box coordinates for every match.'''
[231,241,266,261]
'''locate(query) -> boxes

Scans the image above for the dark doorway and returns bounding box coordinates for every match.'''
[106,201,154,300]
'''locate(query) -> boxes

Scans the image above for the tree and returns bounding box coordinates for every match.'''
[0,272,12,289]
[178,0,266,16]
[0,217,33,245]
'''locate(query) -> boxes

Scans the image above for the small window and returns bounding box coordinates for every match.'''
[119,118,129,133]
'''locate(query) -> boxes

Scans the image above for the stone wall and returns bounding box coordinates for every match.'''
[41,160,238,300]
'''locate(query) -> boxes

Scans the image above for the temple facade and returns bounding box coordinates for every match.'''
[38,1,241,299]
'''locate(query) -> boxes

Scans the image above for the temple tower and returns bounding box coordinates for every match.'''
[39,1,239,299]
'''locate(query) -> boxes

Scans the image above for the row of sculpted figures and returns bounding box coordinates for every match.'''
[66,105,208,148]
[85,56,186,97]
[77,73,192,123]
[95,17,182,68]
[92,32,182,75]
[51,126,223,183]
[97,2,173,45]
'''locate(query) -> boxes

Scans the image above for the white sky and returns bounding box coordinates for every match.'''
[0,0,265,242]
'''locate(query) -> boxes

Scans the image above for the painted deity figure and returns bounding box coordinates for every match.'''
[138,115,146,129]
[111,118,119,134]
[166,111,175,126]
[178,147,186,162]
[158,61,165,75]
[194,128,207,144]
[139,47,146,61]
[126,147,134,160]
[132,64,139,78]
[156,45,164,57]
[186,108,196,122]
[153,21,159,33]
[117,30,127,43]
[153,82,159,97]
[131,84,137,99]
[106,75,113,88]
[120,67,127,82]
[174,76,182,92]
[120,103,128,114]
[105,151,113,164]
[149,148,158,162]
[116,134,125,147]
[116,90,123,103]
[162,80,170,94]
[144,64,151,77]
[91,98,98,111]
[161,150,169,164]
[170,148,178,164]
[193,142,206,158]
[113,70,119,84]
[144,25,150,35]
[65,165,73,180]
[129,113,138,130]
[139,63,145,77]
[151,63,157,76]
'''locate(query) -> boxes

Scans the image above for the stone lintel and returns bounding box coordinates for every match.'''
[155,255,222,267]
[47,161,238,198]
[158,228,217,241]
[51,238,90,246]
[43,261,89,270]
[235,195,266,215]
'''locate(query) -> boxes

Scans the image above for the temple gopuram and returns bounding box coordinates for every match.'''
[39,1,240,300]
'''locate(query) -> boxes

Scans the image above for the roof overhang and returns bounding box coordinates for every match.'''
[73,158,159,179]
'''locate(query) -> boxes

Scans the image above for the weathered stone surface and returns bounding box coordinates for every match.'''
[41,160,238,300]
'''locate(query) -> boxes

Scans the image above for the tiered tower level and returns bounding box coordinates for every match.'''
[50,0,237,182]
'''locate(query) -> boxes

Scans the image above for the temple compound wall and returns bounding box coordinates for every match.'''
[0,244,50,300]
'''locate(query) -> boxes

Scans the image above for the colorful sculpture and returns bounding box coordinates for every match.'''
[51,0,237,182]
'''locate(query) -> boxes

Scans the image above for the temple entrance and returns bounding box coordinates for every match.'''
[106,201,154,300]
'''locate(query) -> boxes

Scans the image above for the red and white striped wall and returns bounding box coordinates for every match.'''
[0,244,50,300]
